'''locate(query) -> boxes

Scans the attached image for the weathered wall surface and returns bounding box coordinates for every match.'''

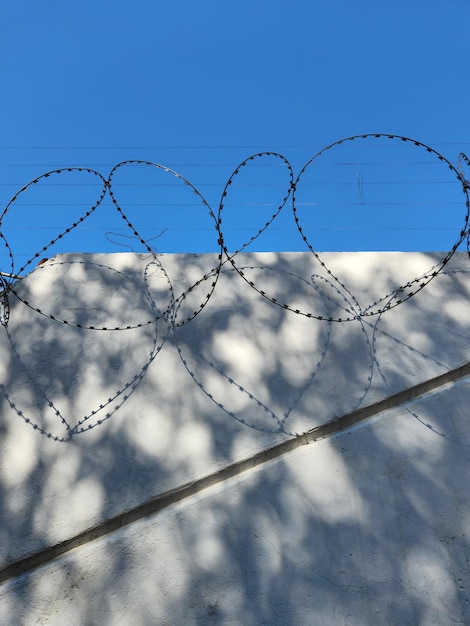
[1,251,470,624]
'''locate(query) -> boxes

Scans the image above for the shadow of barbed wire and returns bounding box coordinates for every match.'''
[1,252,470,624]
[0,257,174,441]
[171,263,375,437]
[369,265,470,446]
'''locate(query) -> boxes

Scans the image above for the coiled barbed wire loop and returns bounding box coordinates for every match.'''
[0,167,108,327]
[291,134,470,321]
[107,160,223,328]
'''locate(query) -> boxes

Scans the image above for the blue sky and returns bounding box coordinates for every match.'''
[1,0,470,271]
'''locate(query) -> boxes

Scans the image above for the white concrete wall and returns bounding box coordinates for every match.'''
[1,251,470,625]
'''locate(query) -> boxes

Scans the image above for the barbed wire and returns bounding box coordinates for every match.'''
[0,133,469,330]
[1,133,469,441]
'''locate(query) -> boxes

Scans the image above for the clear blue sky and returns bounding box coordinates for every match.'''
[1,0,470,271]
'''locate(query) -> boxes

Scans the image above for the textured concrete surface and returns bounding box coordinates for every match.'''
[1,252,470,624]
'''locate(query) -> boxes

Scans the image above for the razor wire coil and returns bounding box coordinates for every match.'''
[0,133,469,330]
